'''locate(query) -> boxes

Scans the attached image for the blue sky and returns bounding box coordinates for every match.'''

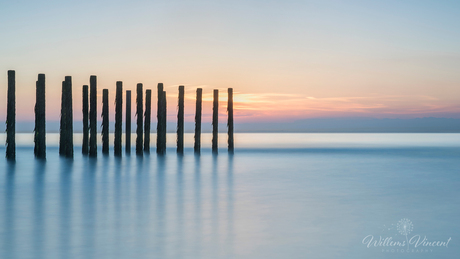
[1,0,460,123]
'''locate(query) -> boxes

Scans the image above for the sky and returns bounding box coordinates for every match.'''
[1,0,460,127]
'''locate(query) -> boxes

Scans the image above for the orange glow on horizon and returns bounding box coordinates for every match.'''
[2,82,460,123]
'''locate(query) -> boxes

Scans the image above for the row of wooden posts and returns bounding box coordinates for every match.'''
[4,70,234,160]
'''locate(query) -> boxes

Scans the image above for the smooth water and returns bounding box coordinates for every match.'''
[0,133,459,259]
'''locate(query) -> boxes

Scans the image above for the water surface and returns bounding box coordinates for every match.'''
[0,133,459,258]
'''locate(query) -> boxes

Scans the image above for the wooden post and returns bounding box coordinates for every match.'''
[89,76,97,157]
[6,70,15,160]
[136,83,143,155]
[82,84,89,155]
[156,83,166,155]
[156,83,163,154]
[177,85,184,154]
[102,89,109,155]
[162,90,167,152]
[194,88,202,154]
[227,88,234,154]
[212,89,218,154]
[144,89,152,153]
[59,76,73,158]
[59,81,66,156]
[126,90,131,154]
[114,81,123,157]
[34,74,46,159]
[65,76,74,158]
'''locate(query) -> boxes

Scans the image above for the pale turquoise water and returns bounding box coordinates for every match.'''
[0,133,459,258]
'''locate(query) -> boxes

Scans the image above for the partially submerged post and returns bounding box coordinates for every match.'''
[126,90,131,154]
[102,89,109,155]
[194,88,202,154]
[59,81,65,156]
[177,85,184,154]
[114,82,123,157]
[59,76,73,158]
[227,88,234,154]
[212,89,218,154]
[6,70,15,160]
[162,91,167,150]
[66,76,74,158]
[156,83,163,154]
[136,83,143,155]
[34,74,46,159]
[82,84,89,155]
[89,76,97,157]
[156,83,166,155]
[144,89,152,153]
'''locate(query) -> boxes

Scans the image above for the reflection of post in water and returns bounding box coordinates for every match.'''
[155,155,167,257]
[211,154,219,242]
[226,154,235,252]
[33,161,46,258]
[82,158,96,257]
[192,154,204,255]
[3,163,16,258]
[59,159,73,259]
[113,157,123,254]
[176,155,185,256]
[135,154,150,252]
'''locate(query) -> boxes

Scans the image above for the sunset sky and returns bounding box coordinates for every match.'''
[1,0,460,125]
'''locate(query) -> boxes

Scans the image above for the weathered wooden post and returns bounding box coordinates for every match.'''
[59,76,73,158]
[212,89,218,154]
[194,88,202,154]
[162,90,167,151]
[126,90,131,154]
[89,76,97,157]
[177,85,184,154]
[34,74,46,159]
[65,76,74,158]
[161,91,167,154]
[59,81,66,156]
[6,70,15,160]
[102,89,109,155]
[82,84,89,155]
[157,83,163,154]
[136,83,143,155]
[114,81,123,157]
[144,89,152,153]
[227,88,234,154]
[156,83,167,155]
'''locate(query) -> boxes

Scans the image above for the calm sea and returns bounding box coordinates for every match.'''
[0,133,459,259]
